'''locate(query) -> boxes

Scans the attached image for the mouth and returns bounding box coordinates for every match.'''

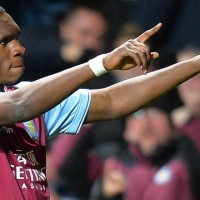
[9,64,24,69]
[13,65,24,68]
[10,57,25,69]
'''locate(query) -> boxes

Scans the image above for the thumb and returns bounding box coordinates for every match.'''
[151,52,159,59]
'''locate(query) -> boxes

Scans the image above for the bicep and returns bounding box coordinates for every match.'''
[0,90,31,125]
[85,89,114,123]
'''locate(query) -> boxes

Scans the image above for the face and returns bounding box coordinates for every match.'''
[124,108,173,157]
[0,12,25,86]
[178,75,200,116]
[59,8,107,53]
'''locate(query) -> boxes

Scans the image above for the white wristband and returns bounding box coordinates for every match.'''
[88,54,108,77]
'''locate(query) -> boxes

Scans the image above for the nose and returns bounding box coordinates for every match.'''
[139,114,153,132]
[10,39,26,57]
[85,38,100,51]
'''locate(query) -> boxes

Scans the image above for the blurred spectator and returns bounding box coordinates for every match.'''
[47,119,126,199]
[90,101,200,200]
[58,5,108,64]
[19,2,116,89]
[45,3,127,200]
[57,3,121,90]
[46,20,145,200]
[172,46,200,151]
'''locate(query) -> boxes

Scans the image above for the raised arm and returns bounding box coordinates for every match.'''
[85,24,200,122]
[0,24,161,125]
[0,23,161,125]
[86,57,200,122]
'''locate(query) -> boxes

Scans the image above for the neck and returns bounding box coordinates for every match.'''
[0,85,4,91]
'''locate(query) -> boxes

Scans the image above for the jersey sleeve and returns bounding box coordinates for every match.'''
[44,89,91,138]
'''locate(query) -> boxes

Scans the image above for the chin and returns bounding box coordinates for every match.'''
[5,75,23,85]
[140,146,157,157]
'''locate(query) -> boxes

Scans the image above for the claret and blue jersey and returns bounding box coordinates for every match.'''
[0,82,91,199]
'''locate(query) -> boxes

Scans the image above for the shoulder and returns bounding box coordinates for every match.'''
[167,159,189,180]
[14,81,31,88]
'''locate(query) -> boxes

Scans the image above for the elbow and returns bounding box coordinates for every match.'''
[13,103,28,123]
[9,96,29,124]
[13,93,33,123]
[0,100,27,125]
[0,90,33,125]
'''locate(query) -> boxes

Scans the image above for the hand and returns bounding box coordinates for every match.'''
[102,159,127,198]
[103,23,162,74]
[103,169,127,198]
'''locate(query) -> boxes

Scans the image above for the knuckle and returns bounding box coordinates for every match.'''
[127,39,133,43]
[141,51,146,57]
[116,48,124,56]
[126,43,132,49]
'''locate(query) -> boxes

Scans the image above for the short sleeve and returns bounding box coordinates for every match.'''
[44,89,91,138]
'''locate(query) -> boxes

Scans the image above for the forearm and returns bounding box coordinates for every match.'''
[108,58,200,118]
[87,58,200,122]
[1,63,95,125]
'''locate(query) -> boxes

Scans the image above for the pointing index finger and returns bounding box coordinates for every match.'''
[137,23,162,43]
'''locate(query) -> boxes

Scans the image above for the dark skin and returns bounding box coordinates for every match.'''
[0,11,200,126]
[0,13,25,86]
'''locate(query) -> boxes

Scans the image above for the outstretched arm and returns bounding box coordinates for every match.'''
[0,24,160,125]
[86,58,200,122]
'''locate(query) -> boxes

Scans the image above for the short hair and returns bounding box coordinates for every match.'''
[0,6,5,13]
[57,3,108,24]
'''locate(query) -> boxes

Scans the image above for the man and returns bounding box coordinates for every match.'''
[58,5,108,63]
[0,6,200,200]
[123,106,200,200]
[90,103,200,200]
[172,47,200,151]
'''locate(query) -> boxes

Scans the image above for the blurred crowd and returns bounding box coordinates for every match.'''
[2,0,200,199]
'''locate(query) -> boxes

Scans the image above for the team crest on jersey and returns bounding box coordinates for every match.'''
[153,166,172,185]
[23,120,39,139]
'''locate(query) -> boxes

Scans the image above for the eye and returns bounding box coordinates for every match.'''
[0,41,6,45]
[0,36,19,46]
[0,39,9,46]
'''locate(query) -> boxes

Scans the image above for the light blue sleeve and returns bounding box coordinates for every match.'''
[44,89,91,139]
